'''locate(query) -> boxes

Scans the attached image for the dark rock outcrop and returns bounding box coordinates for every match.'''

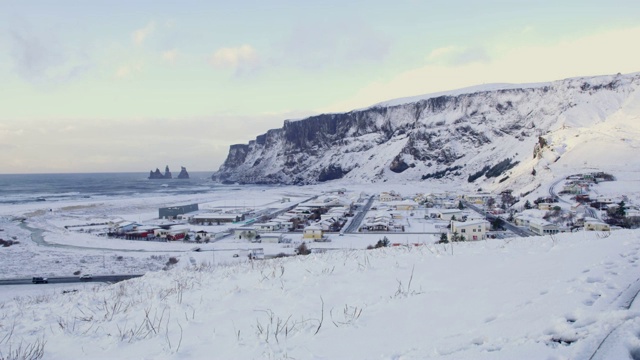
[149,166,172,179]
[177,166,190,179]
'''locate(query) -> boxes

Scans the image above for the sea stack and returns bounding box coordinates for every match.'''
[177,166,190,179]
[148,166,173,179]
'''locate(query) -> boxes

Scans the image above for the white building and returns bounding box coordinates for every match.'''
[449,220,489,241]
[584,219,611,232]
[529,219,559,235]
[435,209,463,221]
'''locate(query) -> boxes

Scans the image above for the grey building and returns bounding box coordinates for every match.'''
[159,204,199,219]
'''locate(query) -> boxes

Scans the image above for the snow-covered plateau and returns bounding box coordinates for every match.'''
[214,72,640,194]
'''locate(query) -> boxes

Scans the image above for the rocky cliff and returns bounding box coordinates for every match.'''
[213,72,640,192]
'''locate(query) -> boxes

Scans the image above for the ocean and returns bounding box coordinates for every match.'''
[0,172,217,204]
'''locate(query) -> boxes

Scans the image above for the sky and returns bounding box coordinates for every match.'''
[1,0,640,174]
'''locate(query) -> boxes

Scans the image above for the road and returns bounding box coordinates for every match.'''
[549,177,600,219]
[463,201,535,237]
[0,274,143,286]
[344,195,375,233]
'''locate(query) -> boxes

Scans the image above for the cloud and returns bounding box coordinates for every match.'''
[115,62,142,79]
[278,19,391,70]
[210,45,260,75]
[323,25,640,113]
[162,49,178,64]
[132,22,155,45]
[426,46,491,66]
[8,23,91,86]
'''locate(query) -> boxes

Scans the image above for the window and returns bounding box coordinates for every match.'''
[461,229,466,233]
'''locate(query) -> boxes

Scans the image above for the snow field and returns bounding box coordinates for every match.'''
[3,230,640,359]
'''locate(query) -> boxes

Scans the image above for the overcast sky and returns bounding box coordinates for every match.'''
[1,0,639,174]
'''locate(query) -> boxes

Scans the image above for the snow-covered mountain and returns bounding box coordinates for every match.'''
[213,72,640,192]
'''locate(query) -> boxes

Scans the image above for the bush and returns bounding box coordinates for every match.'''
[167,257,179,265]
[296,242,311,255]
[73,270,81,275]
[436,233,449,244]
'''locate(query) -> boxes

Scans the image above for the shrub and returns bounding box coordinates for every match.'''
[436,233,449,244]
[296,242,311,255]
[167,257,179,265]
[73,270,81,275]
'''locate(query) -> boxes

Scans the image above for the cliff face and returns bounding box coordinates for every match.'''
[213,73,640,190]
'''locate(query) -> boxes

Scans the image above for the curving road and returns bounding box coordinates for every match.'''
[548,178,599,219]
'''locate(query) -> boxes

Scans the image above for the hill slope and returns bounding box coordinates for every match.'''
[213,72,640,193]
[3,231,640,359]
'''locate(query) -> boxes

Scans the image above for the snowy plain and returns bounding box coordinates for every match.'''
[1,180,640,359]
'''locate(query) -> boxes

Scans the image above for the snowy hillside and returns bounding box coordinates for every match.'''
[3,231,640,359]
[213,72,640,195]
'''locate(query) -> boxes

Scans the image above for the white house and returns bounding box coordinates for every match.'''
[254,222,282,233]
[394,199,419,211]
[584,219,611,232]
[259,234,283,244]
[435,209,463,221]
[529,219,559,235]
[110,220,139,233]
[379,191,402,202]
[449,220,489,241]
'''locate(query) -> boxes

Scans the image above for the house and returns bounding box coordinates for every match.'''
[584,219,611,232]
[394,199,418,211]
[464,193,493,205]
[159,204,199,219]
[192,213,245,225]
[529,219,559,236]
[303,225,323,240]
[260,234,284,244]
[538,203,554,211]
[195,230,211,241]
[153,227,189,240]
[254,222,282,233]
[596,195,615,204]
[110,220,140,233]
[434,209,463,221]
[379,191,402,202]
[360,212,403,232]
[449,220,489,241]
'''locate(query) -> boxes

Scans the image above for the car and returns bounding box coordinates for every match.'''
[32,277,48,284]
[79,274,93,280]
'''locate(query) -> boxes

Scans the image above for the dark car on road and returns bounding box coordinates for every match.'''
[32,277,48,284]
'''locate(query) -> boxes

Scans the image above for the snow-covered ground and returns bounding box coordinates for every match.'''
[1,183,640,359]
[2,229,640,359]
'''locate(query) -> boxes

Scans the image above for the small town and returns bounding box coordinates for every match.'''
[77,172,632,260]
